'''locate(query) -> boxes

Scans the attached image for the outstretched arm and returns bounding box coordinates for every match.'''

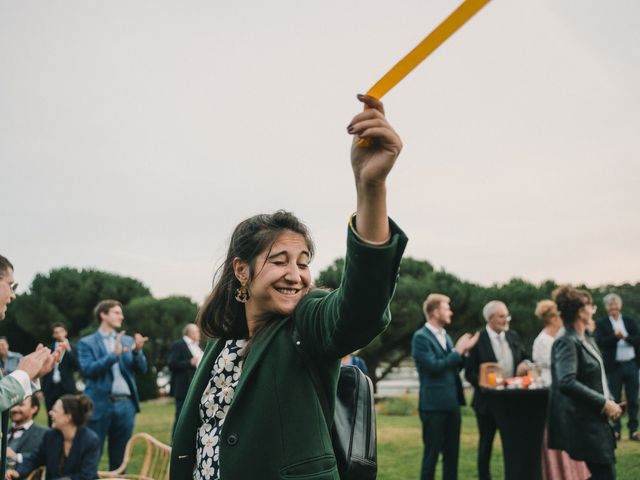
[349,94,402,243]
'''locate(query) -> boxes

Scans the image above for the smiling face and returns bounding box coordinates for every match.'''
[488,303,510,334]
[605,299,622,319]
[10,397,38,426]
[49,399,71,430]
[100,305,124,330]
[0,267,16,321]
[236,231,312,325]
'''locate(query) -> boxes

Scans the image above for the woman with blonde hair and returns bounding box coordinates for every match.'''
[533,299,589,480]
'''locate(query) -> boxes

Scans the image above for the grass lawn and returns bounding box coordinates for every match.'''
[37,397,639,478]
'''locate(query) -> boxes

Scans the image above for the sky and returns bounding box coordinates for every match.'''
[2,0,639,303]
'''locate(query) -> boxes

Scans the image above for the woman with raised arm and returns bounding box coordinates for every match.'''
[170,94,407,480]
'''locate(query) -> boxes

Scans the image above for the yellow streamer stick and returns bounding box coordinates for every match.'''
[368,0,491,99]
[359,0,491,145]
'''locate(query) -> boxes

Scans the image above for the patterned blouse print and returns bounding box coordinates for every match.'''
[194,339,248,480]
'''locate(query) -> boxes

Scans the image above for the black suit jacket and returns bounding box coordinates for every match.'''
[8,423,49,465]
[594,315,640,372]
[464,328,530,415]
[41,343,79,406]
[17,426,100,480]
[547,327,615,463]
[167,339,196,400]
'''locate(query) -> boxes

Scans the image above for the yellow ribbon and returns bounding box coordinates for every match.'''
[367,0,492,100]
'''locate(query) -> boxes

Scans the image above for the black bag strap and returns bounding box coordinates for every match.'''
[291,324,332,430]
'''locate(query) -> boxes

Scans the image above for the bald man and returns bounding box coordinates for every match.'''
[168,323,203,433]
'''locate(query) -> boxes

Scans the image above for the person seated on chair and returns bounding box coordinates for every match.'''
[5,394,49,470]
[5,394,100,480]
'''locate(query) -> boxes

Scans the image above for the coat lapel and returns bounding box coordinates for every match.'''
[422,326,447,352]
[480,329,497,362]
[232,319,290,405]
[172,338,224,457]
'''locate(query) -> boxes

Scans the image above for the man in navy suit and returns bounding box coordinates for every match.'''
[595,293,640,441]
[412,293,479,480]
[41,322,78,426]
[77,299,149,470]
[464,300,531,480]
[167,323,203,434]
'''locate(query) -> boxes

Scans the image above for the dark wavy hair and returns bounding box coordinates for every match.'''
[0,255,13,279]
[198,210,314,339]
[552,285,593,327]
[59,394,93,427]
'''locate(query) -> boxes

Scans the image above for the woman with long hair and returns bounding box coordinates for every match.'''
[6,394,100,480]
[170,94,407,479]
[548,286,622,480]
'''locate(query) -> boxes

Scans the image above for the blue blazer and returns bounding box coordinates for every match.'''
[16,427,100,480]
[412,325,465,411]
[77,332,148,419]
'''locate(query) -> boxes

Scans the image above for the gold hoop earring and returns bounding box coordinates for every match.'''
[235,284,249,303]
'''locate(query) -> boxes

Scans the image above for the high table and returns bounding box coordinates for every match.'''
[482,387,549,480]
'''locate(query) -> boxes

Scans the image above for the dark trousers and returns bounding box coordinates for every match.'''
[475,412,498,480]
[88,397,136,470]
[172,397,185,439]
[586,461,616,480]
[607,359,639,434]
[419,409,461,480]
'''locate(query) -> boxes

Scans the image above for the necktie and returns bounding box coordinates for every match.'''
[498,335,514,377]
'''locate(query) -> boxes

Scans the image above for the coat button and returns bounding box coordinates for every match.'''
[227,434,239,446]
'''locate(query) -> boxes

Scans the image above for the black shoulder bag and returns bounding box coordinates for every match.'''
[292,326,378,480]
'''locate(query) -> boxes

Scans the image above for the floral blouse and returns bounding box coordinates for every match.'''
[194,339,248,480]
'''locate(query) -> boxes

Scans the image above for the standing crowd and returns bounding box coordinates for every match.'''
[414,291,638,480]
[2,94,638,480]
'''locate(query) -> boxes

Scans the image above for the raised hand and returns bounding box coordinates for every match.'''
[133,333,149,352]
[349,94,402,189]
[114,331,125,356]
[347,94,402,243]
[16,344,53,381]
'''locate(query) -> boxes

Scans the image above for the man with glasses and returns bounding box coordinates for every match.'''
[465,300,530,480]
[0,254,58,478]
[595,293,640,441]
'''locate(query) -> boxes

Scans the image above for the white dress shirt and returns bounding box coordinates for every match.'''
[425,322,448,350]
[609,315,636,362]
[486,326,515,377]
[183,336,204,366]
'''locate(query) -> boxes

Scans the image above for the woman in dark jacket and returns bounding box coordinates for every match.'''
[170,94,407,480]
[6,394,100,480]
[548,286,623,480]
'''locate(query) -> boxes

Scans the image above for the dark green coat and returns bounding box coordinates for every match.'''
[170,221,407,479]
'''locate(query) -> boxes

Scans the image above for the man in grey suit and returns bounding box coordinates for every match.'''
[0,255,58,477]
[6,394,48,469]
[412,293,479,480]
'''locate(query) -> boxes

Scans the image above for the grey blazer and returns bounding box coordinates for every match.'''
[9,423,49,464]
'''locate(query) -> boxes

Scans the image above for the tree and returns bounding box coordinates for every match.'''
[123,295,199,400]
